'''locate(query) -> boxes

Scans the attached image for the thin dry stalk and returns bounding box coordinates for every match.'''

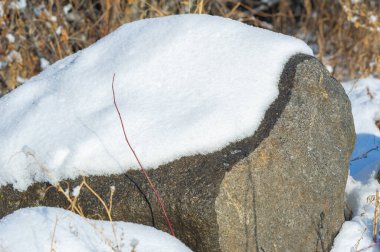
[55,177,121,251]
[56,183,84,216]
[50,216,59,252]
[374,190,379,242]
[353,227,367,251]
[194,0,205,14]
[82,178,114,222]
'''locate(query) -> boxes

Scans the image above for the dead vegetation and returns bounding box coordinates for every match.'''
[0,0,379,94]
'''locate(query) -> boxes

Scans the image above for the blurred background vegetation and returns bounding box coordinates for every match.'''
[0,0,379,95]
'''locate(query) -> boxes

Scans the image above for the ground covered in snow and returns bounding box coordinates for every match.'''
[0,14,312,191]
[0,207,191,252]
[331,77,380,252]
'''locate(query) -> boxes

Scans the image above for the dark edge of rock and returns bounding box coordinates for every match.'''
[222,53,315,168]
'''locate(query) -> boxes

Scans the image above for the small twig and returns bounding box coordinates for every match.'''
[82,178,113,222]
[58,177,120,250]
[111,74,175,236]
[56,184,84,216]
[351,146,379,162]
[81,179,120,250]
[353,227,367,251]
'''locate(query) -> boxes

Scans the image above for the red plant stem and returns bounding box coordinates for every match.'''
[111,74,175,237]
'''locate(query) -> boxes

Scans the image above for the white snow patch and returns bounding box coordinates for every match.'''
[63,4,73,15]
[16,76,26,84]
[40,58,50,69]
[6,33,15,43]
[0,207,191,252]
[72,186,81,197]
[344,76,380,136]
[369,15,378,23]
[0,14,312,190]
[110,185,116,192]
[325,64,333,73]
[55,25,62,35]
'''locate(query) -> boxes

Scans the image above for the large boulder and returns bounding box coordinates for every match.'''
[0,54,355,251]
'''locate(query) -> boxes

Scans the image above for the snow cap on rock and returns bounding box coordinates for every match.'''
[0,14,312,190]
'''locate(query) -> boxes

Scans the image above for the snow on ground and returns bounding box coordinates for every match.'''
[345,77,380,183]
[332,77,380,252]
[345,76,380,137]
[0,14,312,190]
[0,207,191,252]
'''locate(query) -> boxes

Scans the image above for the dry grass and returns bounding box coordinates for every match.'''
[374,190,379,242]
[55,177,115,221]
[21,145,125,251]
[276,0,380,79]
[0,0,379,95]
[54,177,123,251]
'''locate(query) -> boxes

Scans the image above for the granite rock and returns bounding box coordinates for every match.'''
[0,54,355,251]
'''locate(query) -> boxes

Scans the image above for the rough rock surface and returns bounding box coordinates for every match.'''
[0,54,355,251]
